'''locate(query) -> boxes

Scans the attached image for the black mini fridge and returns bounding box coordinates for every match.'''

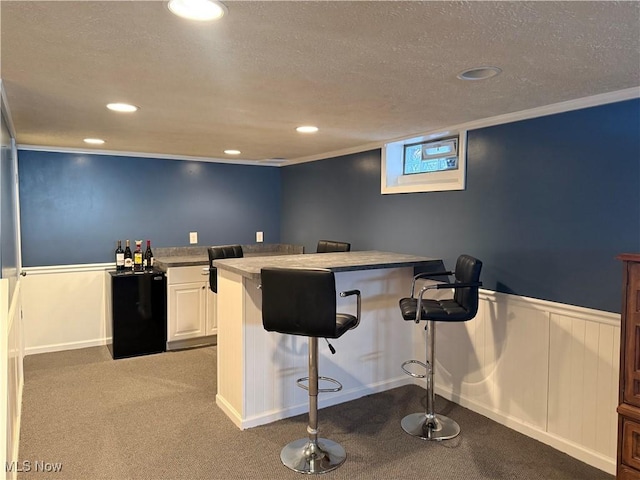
[107,270,167,359]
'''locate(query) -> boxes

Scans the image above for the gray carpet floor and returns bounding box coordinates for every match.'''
[16,345,614,480]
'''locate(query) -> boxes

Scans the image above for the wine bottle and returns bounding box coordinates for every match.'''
[124,240,133,271]
[115,240,124,271]
[144,240,154,270]
[133,240,143,272]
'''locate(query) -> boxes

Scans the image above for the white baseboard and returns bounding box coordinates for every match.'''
[9,379,23,480]
[434,384,616,475]
[25,337,110,356]
[215,394,243,429]
[167,335,216,351]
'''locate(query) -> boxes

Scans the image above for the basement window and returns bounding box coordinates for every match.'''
[403,137,458,175]
[381,131,467,194]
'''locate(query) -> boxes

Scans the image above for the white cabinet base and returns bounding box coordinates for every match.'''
[166,265,217,351]
[167,334,216,351]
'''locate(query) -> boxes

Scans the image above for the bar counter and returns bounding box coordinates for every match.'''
[154,243,304,269]
[213,250,441,280]
[213,251,442,430]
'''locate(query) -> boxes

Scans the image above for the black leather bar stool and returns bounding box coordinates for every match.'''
[207,244,243,292]
[399,254,482,440]
[316,240,351,253]
[261,267,361,474]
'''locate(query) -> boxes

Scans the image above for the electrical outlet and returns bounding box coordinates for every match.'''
[256,231,263,243]
[189,232,198,244]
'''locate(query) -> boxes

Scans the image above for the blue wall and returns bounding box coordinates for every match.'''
[280,100,640,313]
[18,152,282,266]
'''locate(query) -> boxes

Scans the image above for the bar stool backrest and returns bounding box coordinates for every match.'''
[261,267,337,338]
[208,244,244,292]
[316,240,351,253]
[452,254,483,318]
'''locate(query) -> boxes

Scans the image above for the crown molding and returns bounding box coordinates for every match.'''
[15,145,277,167]
[0,80,18,139]
[285,86,640,166]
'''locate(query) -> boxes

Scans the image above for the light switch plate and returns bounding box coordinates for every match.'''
[256,231,263,243]
[189,232,198,244]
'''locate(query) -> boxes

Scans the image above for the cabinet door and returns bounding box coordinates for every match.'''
[619,465,640,480]
[623,262,640,407]
[168,282,206,341]
[624,262,640,407]
[623,417,640,473]
[206,289,217,336]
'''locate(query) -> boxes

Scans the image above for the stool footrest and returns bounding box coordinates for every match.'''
[401,359,428,378]
[296,376,343,393]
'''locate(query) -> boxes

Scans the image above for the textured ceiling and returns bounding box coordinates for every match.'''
[1,1,639,164]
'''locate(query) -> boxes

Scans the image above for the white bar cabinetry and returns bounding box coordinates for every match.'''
[166,265,217,350]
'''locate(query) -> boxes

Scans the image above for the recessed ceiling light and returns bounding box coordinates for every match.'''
[296,126,319,134]
[84,138,105,145]
[457,66,502,81]
[224,149,241,155]
[168,0,227,21]
[107,103,139,113]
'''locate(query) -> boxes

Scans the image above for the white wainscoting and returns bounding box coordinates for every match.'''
[0,279,7,480]
[429,289,620,475]
[1,279,24,480]
[21,264,110,355]
[19,266,620,474]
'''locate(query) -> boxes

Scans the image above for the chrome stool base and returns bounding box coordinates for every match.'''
[280,437,346,474]
[401,412,460,441]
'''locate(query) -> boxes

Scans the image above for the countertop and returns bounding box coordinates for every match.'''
[213,250,442,281]
[154,255,209,269]
[154,244,304,269]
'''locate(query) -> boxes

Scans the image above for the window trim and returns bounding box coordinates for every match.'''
[381,130,467,194]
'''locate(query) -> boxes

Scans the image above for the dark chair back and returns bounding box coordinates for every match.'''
[452,255,483,318]
[208,244,244,292]
[400,254,482,323]
[261,268,338,338]
[316,240,351,253]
